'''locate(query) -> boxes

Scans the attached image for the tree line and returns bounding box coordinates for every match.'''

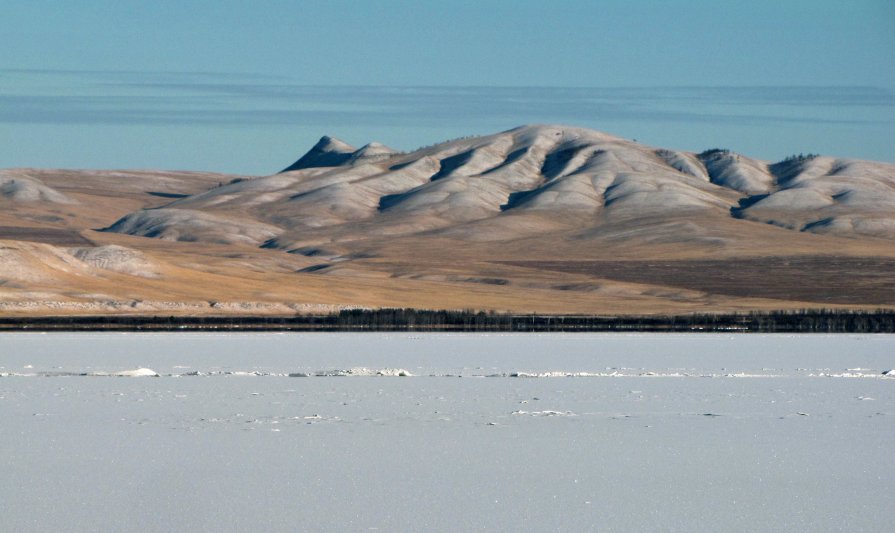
[0,308,893,333]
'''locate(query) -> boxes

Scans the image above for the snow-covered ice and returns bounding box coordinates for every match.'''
[0,332,893,532]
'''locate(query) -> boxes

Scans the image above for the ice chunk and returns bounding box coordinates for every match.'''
[315,368,413,377]
[108,368,159,377]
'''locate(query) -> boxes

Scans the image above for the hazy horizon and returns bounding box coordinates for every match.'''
[3,0,894,174]
[3,70,894,174]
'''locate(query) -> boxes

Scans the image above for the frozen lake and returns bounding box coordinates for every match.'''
[1,333,893,531]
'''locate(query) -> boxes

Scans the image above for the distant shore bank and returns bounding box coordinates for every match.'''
[1,309,893,333]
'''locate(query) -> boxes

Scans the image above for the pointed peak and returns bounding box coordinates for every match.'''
[314,135,356,154]
[281,135,358,172]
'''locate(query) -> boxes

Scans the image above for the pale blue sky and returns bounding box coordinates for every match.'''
[2,1,894,174]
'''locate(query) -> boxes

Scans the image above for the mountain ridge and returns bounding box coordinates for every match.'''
[104,124,895,248]
[2,124,894,316]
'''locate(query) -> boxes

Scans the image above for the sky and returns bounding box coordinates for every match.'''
[2,0,894,175]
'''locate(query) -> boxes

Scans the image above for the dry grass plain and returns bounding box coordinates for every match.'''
[499,257,895,306]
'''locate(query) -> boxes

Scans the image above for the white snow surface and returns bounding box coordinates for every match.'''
[1,333,893,532]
